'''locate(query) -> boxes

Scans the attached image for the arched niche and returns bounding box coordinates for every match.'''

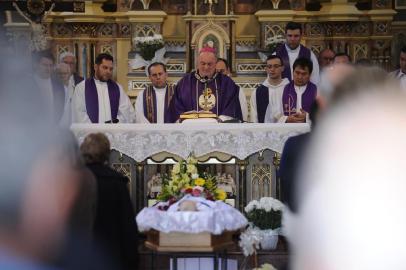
[191,21,230,62]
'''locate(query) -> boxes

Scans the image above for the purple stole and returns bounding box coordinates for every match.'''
[143,85,175,123]
[255,84,269,123]
[282,81,317,116]
[276,44,311,80]
[85,78,120,123]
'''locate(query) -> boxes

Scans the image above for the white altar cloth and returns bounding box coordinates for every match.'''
[71,123,310,162]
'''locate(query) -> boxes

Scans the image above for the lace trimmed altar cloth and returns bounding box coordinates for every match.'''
[71,123,310,162]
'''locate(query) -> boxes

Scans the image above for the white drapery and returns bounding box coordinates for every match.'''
[71,123,310,162]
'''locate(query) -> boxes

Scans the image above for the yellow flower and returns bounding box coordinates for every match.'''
[194,178,206,186]
[215,188,227,201]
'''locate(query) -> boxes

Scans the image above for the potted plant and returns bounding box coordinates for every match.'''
[265,35,285,53]
[240,197,284,253]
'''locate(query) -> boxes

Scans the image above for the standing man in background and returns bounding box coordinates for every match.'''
[276,22,320,85]
[216,58,248,122]
[60,52,83,87]
[135,62,174,123]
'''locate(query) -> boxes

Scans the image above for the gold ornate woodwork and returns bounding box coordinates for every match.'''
[251,164,272,200]
[4,0,403,104]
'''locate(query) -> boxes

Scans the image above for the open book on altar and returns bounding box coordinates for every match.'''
[179,110,218,120]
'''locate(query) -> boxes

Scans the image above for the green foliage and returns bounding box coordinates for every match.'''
[246,209,282,230]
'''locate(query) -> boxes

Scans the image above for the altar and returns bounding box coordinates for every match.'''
[71,123,309,212]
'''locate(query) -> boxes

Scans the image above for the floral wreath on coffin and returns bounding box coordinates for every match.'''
[156,154,227,211]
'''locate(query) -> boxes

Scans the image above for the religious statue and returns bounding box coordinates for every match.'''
[12,1,55,52]
[147,173,163,198]
[217,173,236,196]
[204,0,218,14]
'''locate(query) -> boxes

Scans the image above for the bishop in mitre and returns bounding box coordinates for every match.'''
[166,47,243,122]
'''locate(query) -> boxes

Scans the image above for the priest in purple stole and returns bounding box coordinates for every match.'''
[166,48,243,123]
[276,57,317,123]
[72,53,135,123]
[135,63,174,123]
[275,21,320,85]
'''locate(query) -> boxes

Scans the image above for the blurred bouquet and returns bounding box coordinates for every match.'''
[133,34,165,61]
[254,263,278,270]
[265,35,285,53]
[157,154,226,210]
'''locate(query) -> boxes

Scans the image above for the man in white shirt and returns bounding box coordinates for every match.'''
[251,55,289,123]
[390,46,406,91]
[215,58,248,122]
[55,63,75,127]
[269,57,317,123]
[333,52,351,65]
[59,52,83,87]
[275,22,320,85]
[135,62,174,123]
[72,53,135,123]
[32,50,65,123]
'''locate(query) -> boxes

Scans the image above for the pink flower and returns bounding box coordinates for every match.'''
[184,188,193,194]
[192,188,202,197]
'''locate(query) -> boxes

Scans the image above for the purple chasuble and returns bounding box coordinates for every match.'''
[255,84,270,123]
[85,78,120,123]
[282,81,317,116]
[143,85,175,123]
[166,72,242,123]
[276,44,311,81]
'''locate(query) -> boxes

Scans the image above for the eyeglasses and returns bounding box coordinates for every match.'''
[266,64,282,69]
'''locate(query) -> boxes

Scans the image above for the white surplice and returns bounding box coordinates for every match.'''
[251,78,289,123]
[72,78,135,123]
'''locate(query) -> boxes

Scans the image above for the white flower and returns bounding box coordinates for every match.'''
[255,263,278,270]
[265,35,285,46]
[245,200,259,213]
[186,164,197,174]
[191,173,199,179]
[257,197,284,212]
[172,163,180,174]
[239,226,262,256]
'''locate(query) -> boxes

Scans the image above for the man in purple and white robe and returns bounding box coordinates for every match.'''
[251,55,289,123]
[135,62,174,123]
[269,57,317,123]
[72,53,135,123]
[166,48,243,123]
[275,21,319,85]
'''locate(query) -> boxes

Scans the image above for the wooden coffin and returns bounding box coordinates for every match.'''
[145,230,234,252]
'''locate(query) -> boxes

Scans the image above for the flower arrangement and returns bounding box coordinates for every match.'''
[133,34,165,61]
[239,197,285,256]
[157,154,227,210]
[254,263,278,270]
[245,197,283,230]
[265,35,285,53]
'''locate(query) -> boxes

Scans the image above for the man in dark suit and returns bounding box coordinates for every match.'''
[32,50,66,123]
[80,133,138,270]
[390,46,406,90]
[279,100,319,213]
